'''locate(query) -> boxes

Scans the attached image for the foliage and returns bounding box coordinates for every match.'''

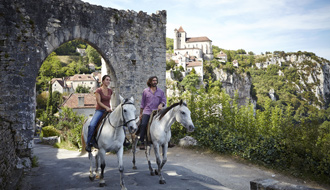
[75,85,90,93]
[31,156,39,168]
[41,126,61,137]
[166,59,176,70]
[37,52,62,92]
[180,73,200,91]
[236,49,247,54]
[56,107,86,149]
[52,91,63,113]
[55,39,86,55]
[85,45,101,66]
[167,80,330,184]
[212,45,221,56]
[46,81,53,116]
[172,70,183,81]
[36,91,48,110]
[166,38,174,53]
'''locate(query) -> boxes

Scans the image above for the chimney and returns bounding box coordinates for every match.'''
[78,96,84,107]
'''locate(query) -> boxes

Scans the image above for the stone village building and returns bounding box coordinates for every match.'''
[61,93,97,118]
[169,26,213,81]
[216,50,227,62]
[173,26,213,61]
[52,73,101,94]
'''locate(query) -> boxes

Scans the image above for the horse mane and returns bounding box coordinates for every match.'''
[157,100,187,120]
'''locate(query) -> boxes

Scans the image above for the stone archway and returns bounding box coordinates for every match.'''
[0,0,166,188]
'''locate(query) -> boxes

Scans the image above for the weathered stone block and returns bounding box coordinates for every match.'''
[250,179,322,190]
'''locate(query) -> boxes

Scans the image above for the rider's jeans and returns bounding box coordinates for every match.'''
[87,109,105,145]
[139,114,150,143]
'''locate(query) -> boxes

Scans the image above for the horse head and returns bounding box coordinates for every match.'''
[119,95,138,134]
[175,100,195,132]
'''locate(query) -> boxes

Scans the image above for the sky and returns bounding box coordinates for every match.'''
[82,0,330,61]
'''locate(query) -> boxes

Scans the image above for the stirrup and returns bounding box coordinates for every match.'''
[85,144,92,152]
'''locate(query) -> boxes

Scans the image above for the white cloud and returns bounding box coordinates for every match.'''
[83,0,330,60]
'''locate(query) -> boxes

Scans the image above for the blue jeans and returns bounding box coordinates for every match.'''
[139,114,150,143]
[87,110,105,145]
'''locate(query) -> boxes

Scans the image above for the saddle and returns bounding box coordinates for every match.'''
[146,110,158,144]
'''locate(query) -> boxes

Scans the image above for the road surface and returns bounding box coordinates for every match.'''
[20,139,327,190]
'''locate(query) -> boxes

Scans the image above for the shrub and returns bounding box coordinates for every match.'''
[169,83,330,184]
[41,125,60,137]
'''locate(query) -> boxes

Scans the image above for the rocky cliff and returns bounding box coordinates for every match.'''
[255,54,330,108]
[214,69,255,107]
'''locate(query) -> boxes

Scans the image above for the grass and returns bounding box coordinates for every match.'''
[32,156,39,167]
[53,140,80,151]
[57,55,80,65]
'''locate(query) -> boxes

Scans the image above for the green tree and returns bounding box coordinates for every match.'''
[52,91,63,113]
[36,91,48,110]
[179,66,184,72]
[190,68,197,74]
[46,81,53,116]
[166,59,176,70]
[55,40,86,55]
[56,107,86,148]
[180,73,200,91]
[166,38,174,53]
[85,45,101,66]
[237,49,246,54]
[39,52,63,77]
[75,85,90,93]
[212,45,221,56]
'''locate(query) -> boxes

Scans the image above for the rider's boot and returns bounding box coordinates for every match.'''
[85,143,92,152]
[86,125,93,152]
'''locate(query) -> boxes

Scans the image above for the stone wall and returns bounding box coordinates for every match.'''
[0,0,166,189]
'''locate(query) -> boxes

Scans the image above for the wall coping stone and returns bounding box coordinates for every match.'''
[250,179,322,190]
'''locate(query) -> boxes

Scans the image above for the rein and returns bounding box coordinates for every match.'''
[108,100,137,128]
[95,100,136,143]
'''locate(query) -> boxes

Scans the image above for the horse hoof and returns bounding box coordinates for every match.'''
[159,179,166,184]
[89,175,95,181]
[154,169,158,175]
[132,166,137,170]
[150,171,155,176]
[99,183,106,187]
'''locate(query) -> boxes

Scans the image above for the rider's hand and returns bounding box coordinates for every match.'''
[106,107,112,112]
[139,113,143,121]
[158,103,164,110]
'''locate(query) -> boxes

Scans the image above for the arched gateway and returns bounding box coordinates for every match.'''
[0,0,166,188]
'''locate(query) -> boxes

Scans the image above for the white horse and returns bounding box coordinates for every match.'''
[81,95,137,190]
[131,100,195,184]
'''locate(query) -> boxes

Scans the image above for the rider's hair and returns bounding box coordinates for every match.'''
[101,75,111,87]
[147,76,158,87]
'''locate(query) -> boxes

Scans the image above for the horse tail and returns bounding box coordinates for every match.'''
[80,128,87,156]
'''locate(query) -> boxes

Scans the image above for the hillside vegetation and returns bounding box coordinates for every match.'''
[166,38,330,185]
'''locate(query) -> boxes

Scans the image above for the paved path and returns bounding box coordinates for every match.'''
[20,139,327,190]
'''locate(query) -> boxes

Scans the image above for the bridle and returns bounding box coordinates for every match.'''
[108,99,137,128]
[95,99,137,145]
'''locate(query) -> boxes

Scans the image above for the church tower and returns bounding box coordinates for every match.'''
[174,26,186,50]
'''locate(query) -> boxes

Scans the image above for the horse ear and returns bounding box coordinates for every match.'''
[179,99,183,105]
[119,95,124,103]
[130,96,134,103]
